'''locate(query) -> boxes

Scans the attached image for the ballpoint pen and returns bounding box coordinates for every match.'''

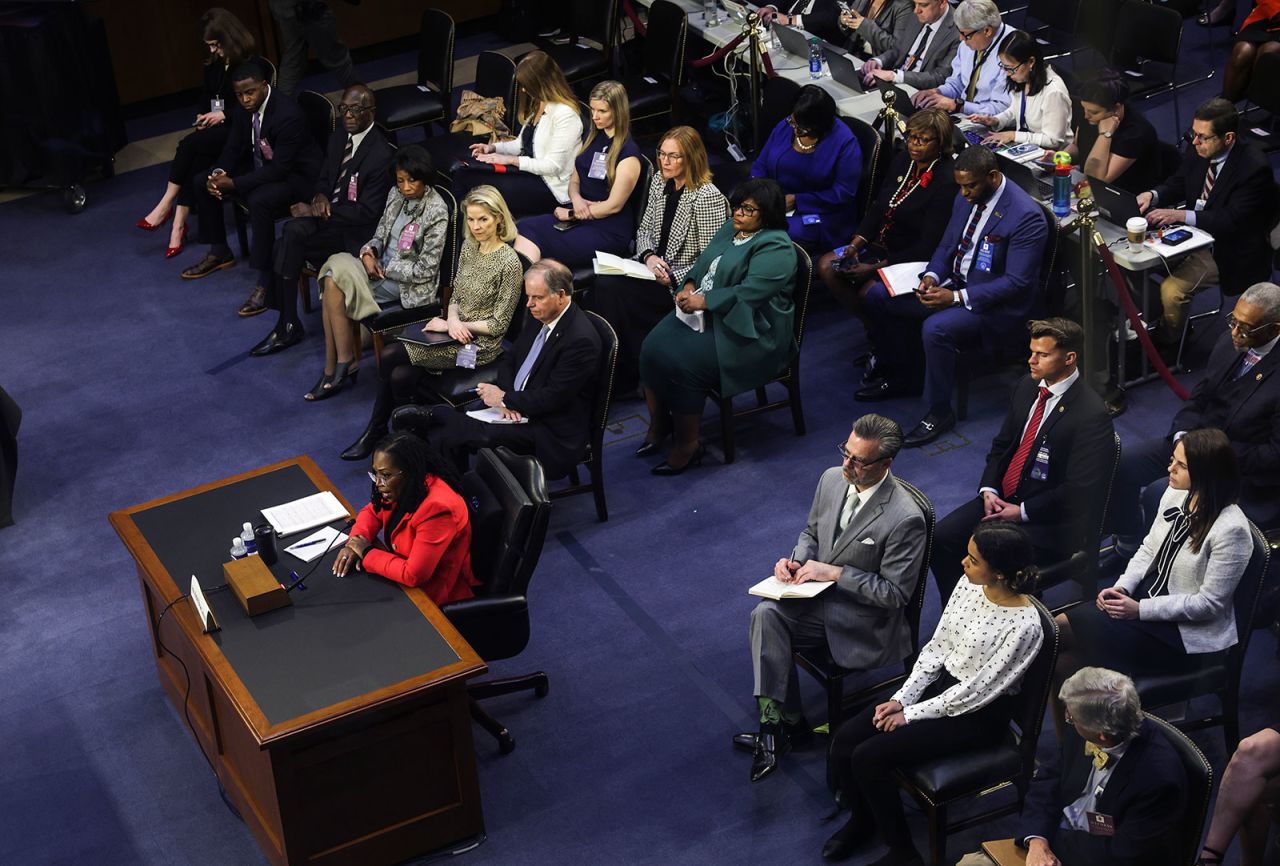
[291,536,331,549]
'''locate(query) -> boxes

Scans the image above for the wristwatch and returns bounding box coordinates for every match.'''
[1101,130,1114,139]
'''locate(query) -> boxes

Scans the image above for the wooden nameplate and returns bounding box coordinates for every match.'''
[223,556,292,617]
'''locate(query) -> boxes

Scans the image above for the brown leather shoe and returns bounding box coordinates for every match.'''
[238,286,269,317]
[181,253,235,279]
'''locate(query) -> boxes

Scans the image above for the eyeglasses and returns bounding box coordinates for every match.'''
[837,443,887,467]
[367,469,402,485]
[337,104,371,116]
[997,60,1025,73]
[787,116,815,138]
[1227,316,1275,338]
[905,133,938,146]
[958,27,983,42]
[656,151,684,162]
[733,203,759,216]
[1188,130,1219,143]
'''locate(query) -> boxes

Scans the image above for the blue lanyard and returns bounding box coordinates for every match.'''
[1018,89,1029,132]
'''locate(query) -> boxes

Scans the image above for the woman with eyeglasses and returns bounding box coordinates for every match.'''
[136,8,262,259]
[967,29,1072,151]
[333,431,479,606]
[584,126,729,394]
[637,178,796,474]
[1051,428,1251,733]
[1062,73,1160,193]
[749,85,862,252]
[816,109,956,327]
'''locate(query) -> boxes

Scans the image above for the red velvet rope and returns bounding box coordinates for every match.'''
[688,30,747,67]
[622,0,647,37]
[1095,236,1191,400]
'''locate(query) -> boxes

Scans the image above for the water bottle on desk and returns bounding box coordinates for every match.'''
[809,37,823,79]
[704,0,719,27]
[1050,151,1072,219]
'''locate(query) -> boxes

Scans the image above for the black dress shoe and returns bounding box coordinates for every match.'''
[854,379,919,402]
[733,719,813,754]
[651,443,706,476]
[341,423,386,461]
[634,436,666,457]
[902,411,956,448]
[390,404,436,437]
[249,321,305,356]
[821,813,872,861]
[750,723,791,783]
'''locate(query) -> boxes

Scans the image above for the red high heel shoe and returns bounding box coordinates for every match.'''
[136,210,172,231]
[165,224,188,259]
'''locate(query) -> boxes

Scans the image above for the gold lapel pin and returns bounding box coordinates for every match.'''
[1257,372,1264,381]
[1058,406,1065,413]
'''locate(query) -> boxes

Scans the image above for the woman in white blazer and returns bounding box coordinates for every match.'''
[457,50,584,218]
[1055,428,1252,691]
[968,29,1072,151]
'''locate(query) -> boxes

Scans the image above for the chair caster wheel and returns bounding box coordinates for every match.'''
[535,681,549,698]
[498,732,515,754]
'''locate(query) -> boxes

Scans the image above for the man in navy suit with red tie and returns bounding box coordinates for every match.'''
[859,144,1048,448]
[931,319,1113,603]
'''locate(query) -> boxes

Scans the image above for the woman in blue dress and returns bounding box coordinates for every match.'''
[516,80,643,272]
[750,84,862,252]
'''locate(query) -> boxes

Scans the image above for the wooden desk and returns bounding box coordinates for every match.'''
[109,456,487,866]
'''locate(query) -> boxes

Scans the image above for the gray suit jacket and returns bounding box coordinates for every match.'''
[898,15,960,91]
[791,468,928,670]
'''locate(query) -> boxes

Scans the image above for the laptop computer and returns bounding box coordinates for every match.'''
[1087,175,1143,225]
[774,24,843,60]
[997,152,1053,202]
[823,49,865,92]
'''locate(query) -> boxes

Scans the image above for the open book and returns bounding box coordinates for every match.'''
[876,261,929,297]
[593,251,655,280]
[748,576,834,600]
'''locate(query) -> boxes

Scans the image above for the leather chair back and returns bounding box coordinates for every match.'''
[756,76,802,152]
[896,479,936,662]
[1156,140,1184,186]
[1111,0,1181,68]
[462,447,550,600]
[298,90,336,152]
[629,154,655,242]
[1231,523,1271,645]
[582,310,619,442]
[417,8,456,97]
[1012,597,1060,777]
[840,116,886,219]
[1145,712,1213,866]
[434,184,461,289]
[789,244,814,358]
[642,0,688,87]
[474,50,519,132]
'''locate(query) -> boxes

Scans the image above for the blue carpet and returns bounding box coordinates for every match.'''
[2,14,1278,866]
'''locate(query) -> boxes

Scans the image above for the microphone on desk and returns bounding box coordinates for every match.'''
[283,517,356,594]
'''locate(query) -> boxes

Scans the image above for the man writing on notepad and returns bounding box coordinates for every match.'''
[735,413,927,783]
[959,667,1187,866]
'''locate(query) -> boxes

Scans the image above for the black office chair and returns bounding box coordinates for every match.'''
[894,597,1060,866]
[1145,712,1215,866]
[756,76,802,153]
[1108,0,1190,137]
[617,0,688,129]
[423,50,519,184]
[839,116,887,222]
[712,243,812,465]
[1239,52,1280,154]
[793,480,935,728]
[1037,432,1121,612]
[291,91,339,313]
[1020,0,1082,59]
[536,0,619,92]
[374,8,455,139]
[549,311,618,521]
[1131,521,1271,752]
[441,446,552,754]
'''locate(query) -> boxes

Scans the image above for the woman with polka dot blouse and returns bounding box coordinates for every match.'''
[823,522,1045,866]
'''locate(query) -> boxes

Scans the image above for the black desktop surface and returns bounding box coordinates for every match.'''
[130,464,460,727]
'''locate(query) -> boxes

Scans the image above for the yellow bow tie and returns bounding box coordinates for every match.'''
[1084,741,1110,770]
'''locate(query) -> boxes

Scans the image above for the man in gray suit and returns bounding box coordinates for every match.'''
[859,0,960,91]
[736,414,928,782]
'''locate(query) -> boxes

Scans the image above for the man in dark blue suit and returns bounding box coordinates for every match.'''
[960,667,1188,866]
[860,145,1048,447]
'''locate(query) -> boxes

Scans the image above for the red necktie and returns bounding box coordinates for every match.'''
[1201,161,1218,202]
[1001,386,1051,498]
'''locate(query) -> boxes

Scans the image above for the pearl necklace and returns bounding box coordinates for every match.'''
[733,230,758,245]
[793,134,817,153]
[888,158,938,209]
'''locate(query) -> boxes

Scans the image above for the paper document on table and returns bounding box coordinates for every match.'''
[260,490,349,537]
[284,525,350,562]
[1143,225,1214,259]
[877,261,929,297]
[593,251,654,280]
[466,407,529,424]
[748,576,834,600]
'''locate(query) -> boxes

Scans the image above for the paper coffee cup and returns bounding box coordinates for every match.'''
[1126,217,1146,251]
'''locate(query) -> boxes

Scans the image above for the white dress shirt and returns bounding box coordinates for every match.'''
[893,5,950,80]
[838,471,889,531]
[926,175,1008,305]
[991,68,1073,150]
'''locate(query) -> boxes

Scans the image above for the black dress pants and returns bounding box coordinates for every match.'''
[451,166,562,219]
[192,170,312,271]
[169,124,229,208]
[270,216,364,323]
[584,273,674,394]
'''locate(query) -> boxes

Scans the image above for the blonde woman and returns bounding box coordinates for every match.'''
[342,185,525,461]
[516,80,643,271]
[455,50,583,217]
[586,126,728,393]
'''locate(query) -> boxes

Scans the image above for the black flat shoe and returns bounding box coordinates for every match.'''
[821,813,872,861]
[902,411,956,448]
[249,321,305,356]
[341,423,385,461]
[651,443,706,476]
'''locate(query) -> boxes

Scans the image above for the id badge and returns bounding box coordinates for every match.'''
[347,172,359,202]
[975,239,995,273]
[1194,198,1207,212]
[588,150,609,180]
[398,222,418,251]
[1085,811,1116,837]
[801,214,822,225]
[211,98,225,113]
[455,343,478,369]
[1030,446,1050,481]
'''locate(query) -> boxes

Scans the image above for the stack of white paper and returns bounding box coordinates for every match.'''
[284,525,351,563]
[260,491,349,536]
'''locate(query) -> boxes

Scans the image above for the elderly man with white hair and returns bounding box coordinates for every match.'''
[912,0,1011,115]
[961,667,1188,866]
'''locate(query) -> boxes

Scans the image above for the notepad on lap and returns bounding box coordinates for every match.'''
[466,406,530,424]
[877,261,929,297]
[748,576,834,600]
[980,839,1027,866]
[593,251,655,280]
[260,491,349,536]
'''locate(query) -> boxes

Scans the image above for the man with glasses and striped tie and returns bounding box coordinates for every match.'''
[910,0,1009,116]
[1137,98,1279,361]
[1107,282,1280,563]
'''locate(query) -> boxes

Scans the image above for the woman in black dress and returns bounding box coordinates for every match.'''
[135,8,259,259]
[1064,73,1160,194]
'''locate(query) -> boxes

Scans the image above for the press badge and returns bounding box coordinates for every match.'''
[1194,198,1207,212]
[347,172,359,202]
[588,150,609,180]
[455,343,478,369]
[1029,446,1050,481]
[1085,811,1116,837]
[398,222,418,251]
[211,98,225,113]
[975,239,995,273]
[801,214,822,225]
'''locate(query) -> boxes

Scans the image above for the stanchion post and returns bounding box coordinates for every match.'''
[747,12,762,152]
[874,88,906,151]
[1073,192,1107,389]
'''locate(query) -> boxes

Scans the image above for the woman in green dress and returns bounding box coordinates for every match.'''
[637,177,797,475]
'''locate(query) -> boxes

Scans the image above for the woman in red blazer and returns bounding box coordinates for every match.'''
[333,432,479,606]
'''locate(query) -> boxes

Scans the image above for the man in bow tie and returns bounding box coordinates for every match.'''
[960,667,1188,866]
